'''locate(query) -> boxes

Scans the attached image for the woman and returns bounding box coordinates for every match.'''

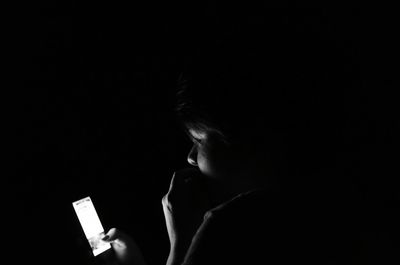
[102,13,361,265]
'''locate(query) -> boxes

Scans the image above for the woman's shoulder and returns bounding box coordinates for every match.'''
[186,189,295,264]
[195,188,360,264]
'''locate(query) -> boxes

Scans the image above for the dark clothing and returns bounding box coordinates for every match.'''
[182,188,361,265]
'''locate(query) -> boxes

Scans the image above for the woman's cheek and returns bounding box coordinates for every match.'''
[197,149,225,179]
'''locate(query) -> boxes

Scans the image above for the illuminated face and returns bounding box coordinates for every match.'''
[186,127,272,203]
[186,128,234,181]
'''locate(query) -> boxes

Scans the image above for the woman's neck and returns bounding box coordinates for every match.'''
[207,174,266,208]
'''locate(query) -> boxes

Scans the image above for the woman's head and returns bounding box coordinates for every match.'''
[175,16,357,191]
[175,60,290,189]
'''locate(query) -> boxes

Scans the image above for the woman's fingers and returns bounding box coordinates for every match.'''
[164,171,188,207]
[162,168,211,252]
[168,171,183,193]
[101,228,147,265]
[169,168,204,193]
[169,168,198,191]
[102,227,117,241]
[102,228,127,247]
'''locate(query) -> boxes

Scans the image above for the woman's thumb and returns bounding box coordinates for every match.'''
[102,228,124,243]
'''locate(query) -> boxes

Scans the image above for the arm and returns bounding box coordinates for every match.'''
[162,168,211,265]
[102,168,210,265]
[166,244,187,265]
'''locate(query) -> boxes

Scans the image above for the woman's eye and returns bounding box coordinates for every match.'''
[192,138,202,144]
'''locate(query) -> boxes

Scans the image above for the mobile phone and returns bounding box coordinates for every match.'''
[72,196,111,257]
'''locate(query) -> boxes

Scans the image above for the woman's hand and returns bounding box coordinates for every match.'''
[162,168,211,265]
[101,228,147,265]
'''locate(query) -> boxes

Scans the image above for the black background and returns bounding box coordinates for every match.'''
[9,3,398,265]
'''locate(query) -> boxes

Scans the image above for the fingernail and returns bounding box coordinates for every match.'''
[101,235,110,241]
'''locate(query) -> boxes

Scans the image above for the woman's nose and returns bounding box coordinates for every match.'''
[187,145,198,166]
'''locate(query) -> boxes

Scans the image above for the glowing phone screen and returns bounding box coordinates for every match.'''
[72,196,111,256]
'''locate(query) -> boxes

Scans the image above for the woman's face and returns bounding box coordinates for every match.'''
[186,128,235,181]
[186,127,273,203]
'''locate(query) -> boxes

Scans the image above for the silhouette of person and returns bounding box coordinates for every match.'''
[101,10,368,265]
